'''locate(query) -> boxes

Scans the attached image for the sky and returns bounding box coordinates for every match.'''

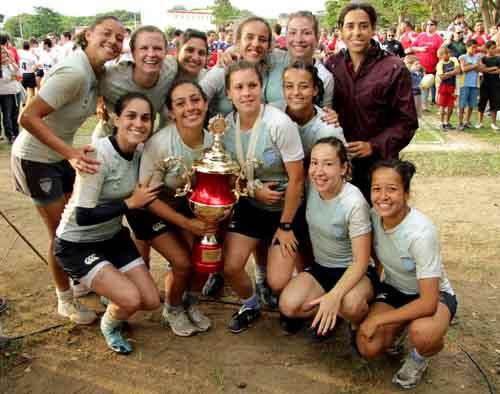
[1,0,327,18]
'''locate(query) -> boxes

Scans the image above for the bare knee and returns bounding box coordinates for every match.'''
[115,290,142,315]
[341,294,368,322]
[356,336,384,359]
[279,295,302,318]
[408,321,443,355]
[141,290,161,311]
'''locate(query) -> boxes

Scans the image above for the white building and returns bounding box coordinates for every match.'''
[141,6,215,32]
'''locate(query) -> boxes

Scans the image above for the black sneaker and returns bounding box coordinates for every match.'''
[279,314,303,335]
[202,272,224,297]
[228,306,261,334]
[445,123,455,130]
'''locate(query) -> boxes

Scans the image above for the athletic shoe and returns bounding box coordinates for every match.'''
[100,321,132,355]
[0,297,7,314]
[439,124,447,131]
[201,272,224,298]
[458,123,465,131]
[279,313,303,335]
[228,305,261,334]
[386,328,408,356]
[445,123,455,130]
[162,307,198,337]
[491,123,499,131]
[256,282,278,309]
[58,299,97,325]
[392,353,429,389]
[463,122,472,129]
[475,123,483,129]
[71,280,92,298]
[186,303,211,332]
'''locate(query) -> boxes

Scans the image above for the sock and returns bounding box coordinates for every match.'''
[254,264,267,286]
[56,288,73,303]
[101,308,123,331]
[410,347,427,364]
[242,294,260,310]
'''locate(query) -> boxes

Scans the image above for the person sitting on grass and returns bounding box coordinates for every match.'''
[476,40,500,130]
[435,47,460,130]
[458,39,481,130]
[356,159,457,390]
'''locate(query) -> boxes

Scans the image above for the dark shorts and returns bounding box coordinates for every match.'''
[227,197,300,243]
[21,73,37,89]
[54,227,143,286]
[36,69,44,78]
[478,82,500,112]
[305,262,380,293]
[375,282,457,320]
[126,202,192,241]
[11,156,75,206]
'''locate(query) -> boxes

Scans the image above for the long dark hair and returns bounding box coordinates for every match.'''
[370,159,416,193]
[113,92,154,135]
[283,60,324,107]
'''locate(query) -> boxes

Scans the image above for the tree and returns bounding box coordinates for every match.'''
[212,0,239,26]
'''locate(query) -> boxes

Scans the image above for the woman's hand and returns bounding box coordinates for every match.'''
[272,228,298,258]
[309,292,342,336]
[358,315,380,341]
[68,145,100,174]
[218,49,241,67]
[254,182,284,205]
[321,107,340,127]
[186,218,218,237]
[125,182,162,210]
[96,100,109,122]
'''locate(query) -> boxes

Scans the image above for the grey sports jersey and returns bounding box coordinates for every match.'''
[56,137,141,242]
[307,182,371,268]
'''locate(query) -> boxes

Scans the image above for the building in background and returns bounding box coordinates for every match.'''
[141,6,215,31]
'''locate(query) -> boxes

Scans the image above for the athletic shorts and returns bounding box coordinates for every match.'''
[11,155,75,206]
[437,83,456,108]
[54,227,144,288]
[35,69,44,78]
[305,262,379,293]
[227,197,300,243]
[458,86,479,109]
[21,73,37,89]
[125,201,192,241]
[478,82,500,113]
[374,282,457,320]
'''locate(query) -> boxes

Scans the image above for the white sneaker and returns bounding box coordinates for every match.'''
[71,280,92,298]
[162,307,198,337]
[392,352,429,389]
[475,123,483,129]
[58,299,97,325]
[491,123,499,131]
[186,303,211,332]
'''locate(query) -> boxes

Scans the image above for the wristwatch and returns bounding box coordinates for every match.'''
[278,222,293,231]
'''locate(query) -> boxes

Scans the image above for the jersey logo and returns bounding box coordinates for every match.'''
[39,177,53,194]
[84,254,100,266]
[152,222,166,232]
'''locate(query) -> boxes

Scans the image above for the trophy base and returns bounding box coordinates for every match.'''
[192,235,223,274]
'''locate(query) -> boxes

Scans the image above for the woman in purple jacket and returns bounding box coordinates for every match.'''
[324,3,418,202]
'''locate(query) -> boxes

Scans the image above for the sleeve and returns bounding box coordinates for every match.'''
[199,67,225,103]
[38,66,85,110]
[321,72,334,108]
[436,61,444,75]
[72,151,107,209]
[347,193,372,238]
[410,229,442,280]
[270,115,304,162]
[369,65,418,159]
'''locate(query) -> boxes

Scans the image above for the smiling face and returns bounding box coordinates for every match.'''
[283,68,317,114]
[169,83,208,131]
[309,143,347,199]
[114,97,153,149]
[178,37,207,78]
[370,167,409,225]
[287,16,318,61]
[341,9,374,56]
[238,21,271,64]
[132,31,167,76]
[226,68,262,117]
[85,18,125,65]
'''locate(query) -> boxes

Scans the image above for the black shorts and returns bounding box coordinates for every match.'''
[21,73,37,89]
[36,69,44,78]
[375,282,458,320]
[54,227,143,286]
[126,202,192,241]
[11,156,75,205]
[305,262,380,293]
[478,82,500,113]
[227,197,300,243]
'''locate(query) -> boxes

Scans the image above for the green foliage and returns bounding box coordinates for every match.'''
[324,0,350,28]
[212,0,239,26]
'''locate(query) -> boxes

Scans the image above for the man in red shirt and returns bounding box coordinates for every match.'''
[467,21,488,53]
[399,20,418,50]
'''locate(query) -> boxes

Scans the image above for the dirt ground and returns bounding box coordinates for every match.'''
[0,143,499,394]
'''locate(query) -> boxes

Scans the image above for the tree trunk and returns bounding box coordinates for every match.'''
[479,0,493,29]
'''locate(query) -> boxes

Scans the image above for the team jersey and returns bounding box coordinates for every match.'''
[56,137,141,242]
[12,49,98,163]
[18,50,37,74]
[307,182,371,268]
[371,207,454,295]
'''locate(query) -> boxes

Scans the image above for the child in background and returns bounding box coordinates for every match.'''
[435,48,460,130]
[477,41,500,130]
[404,55,423,117]
[458,39,481,130]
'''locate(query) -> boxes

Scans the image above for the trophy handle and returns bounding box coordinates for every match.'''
[234,159,262,199]
[158,157,193,197]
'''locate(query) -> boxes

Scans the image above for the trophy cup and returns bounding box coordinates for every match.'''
[157,116,248,273]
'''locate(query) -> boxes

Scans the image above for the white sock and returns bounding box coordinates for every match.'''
[56,288,73,303]
[101,309,123,331]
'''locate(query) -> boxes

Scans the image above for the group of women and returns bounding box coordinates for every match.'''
[9,3,456,390]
